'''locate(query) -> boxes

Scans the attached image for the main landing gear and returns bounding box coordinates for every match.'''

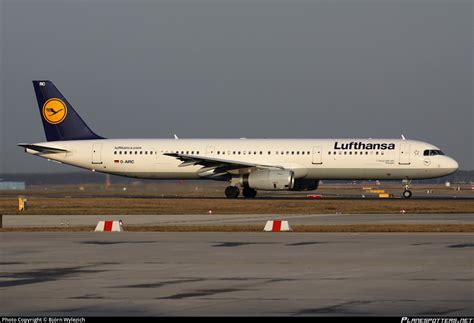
[242,187,257,198]
[224,186,258,198]
[402,179,412,199]
[225,186,240,199]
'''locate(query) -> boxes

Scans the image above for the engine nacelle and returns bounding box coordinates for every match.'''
[240,170,295,191]
[291,179,319,191]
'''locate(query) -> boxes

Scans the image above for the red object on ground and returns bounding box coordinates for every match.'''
[272,220,282,231]
[103,221,113,231]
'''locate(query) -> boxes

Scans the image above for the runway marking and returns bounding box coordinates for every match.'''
[295,301,373,315]
[120,278,204,289]
[448,243,474,248]
[158,288,243,300]
[286,242,326,246]
[212,242,277,248]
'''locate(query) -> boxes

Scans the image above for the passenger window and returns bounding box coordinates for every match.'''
[119,151,122,155]
[135,151,138,155]
[114,151,117,155]
[217,151,220,155]
[145,151,148,155]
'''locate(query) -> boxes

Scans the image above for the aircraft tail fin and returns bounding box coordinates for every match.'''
[32,80,103,141]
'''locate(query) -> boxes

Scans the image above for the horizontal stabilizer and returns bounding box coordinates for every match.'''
[18,143,68,154]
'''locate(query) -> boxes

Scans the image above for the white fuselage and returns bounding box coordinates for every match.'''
[26,138,458,181]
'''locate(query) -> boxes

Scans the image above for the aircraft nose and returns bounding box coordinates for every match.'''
[446,157,459,173]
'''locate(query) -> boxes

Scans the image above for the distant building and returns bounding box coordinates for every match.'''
[0,182,26,190]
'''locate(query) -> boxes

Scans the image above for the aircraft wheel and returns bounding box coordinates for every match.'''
[402,190,412,199]
[242,187,257,198]
[225,186,240,198]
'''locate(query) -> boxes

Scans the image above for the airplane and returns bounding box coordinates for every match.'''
[19,80,459,199]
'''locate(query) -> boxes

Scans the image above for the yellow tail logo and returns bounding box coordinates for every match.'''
[42,98,67,124]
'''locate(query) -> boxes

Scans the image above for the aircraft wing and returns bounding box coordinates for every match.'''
[18,143,69,154]
[163,153,284,177]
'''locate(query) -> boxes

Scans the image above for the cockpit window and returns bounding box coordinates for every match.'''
[423,149,445,156]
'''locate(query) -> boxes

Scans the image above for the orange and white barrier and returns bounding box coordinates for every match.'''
[264,220,292,232]
[95,220,124,232]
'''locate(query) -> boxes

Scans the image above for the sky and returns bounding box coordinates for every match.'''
[0,0,472,173]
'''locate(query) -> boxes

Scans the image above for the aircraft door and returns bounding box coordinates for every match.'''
[399,143,410,165]
[312,146,322,164]
[92,143,103,164]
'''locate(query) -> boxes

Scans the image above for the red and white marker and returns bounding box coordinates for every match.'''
[264,220,292,232]
[95,220,124,232]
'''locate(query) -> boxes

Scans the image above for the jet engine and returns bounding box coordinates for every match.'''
[240,170,294,191]
[291,179,319,191]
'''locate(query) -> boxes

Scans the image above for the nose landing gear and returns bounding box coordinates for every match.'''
[402,179,412,198]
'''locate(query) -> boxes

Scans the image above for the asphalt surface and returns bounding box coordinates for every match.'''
[1,232,473,316]
[3,213,474,227]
